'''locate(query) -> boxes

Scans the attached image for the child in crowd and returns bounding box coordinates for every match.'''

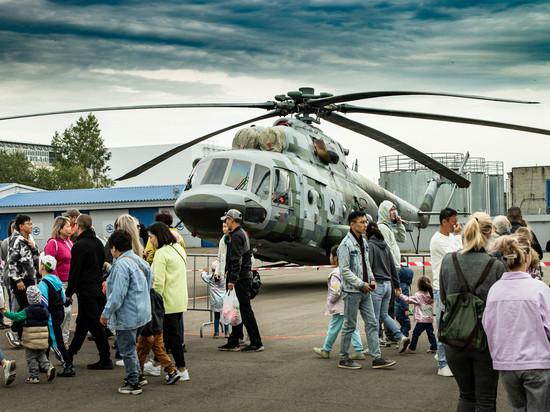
[137,288,181,385]
[0,285,16,386]
[201,260,229,338]
[313,245,365,360]
[396,276,437,354]
[1,285,55,383]
[394,267,414,338]
[37,254,75,377]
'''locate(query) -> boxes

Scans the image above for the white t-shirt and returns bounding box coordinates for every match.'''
[430,231,463,290]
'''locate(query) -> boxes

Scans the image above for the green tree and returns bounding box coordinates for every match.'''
[34,164,95,190]
[0,150,37,186]
[51,113,114,187]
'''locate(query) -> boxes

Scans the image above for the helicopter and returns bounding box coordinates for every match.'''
[2,87,550,264]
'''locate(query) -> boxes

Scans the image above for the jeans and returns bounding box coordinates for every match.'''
[395,306,411,337]
[340,292,380,361]
[214,312,229,334]
[323,314,363,353]
[445,344,499,412]
[26,348,51,379]
[409,322,437,351]
[434,288,448,368]
[371,281,402,339]
[117,328,143,385]
[0,347,5,362]
[500,369,550,412]
[61,282,72,345]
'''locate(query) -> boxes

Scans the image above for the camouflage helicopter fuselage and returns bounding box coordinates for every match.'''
[175,117,427,265]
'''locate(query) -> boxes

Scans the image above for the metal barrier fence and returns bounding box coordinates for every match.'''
[401,253,432,276]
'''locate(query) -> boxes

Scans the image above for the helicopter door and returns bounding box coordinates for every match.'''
[272,168,291,206]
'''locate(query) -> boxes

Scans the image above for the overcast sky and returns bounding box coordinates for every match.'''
[1,0,549,185]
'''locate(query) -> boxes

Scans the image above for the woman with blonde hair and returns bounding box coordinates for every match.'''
[114,215,143,257]
[439,212,506,411]
[483,233,550,412]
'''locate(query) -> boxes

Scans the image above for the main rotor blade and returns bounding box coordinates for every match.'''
[0,102,277,121]
[339,104,550,136]
[116,110,281,181]
[308,91,538,107]
[322,112,471,188]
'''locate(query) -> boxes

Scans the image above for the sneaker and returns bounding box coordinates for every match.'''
[426,349,437,353]
[238,339,249,346]
[313,347,330,359]
[224,332,229,338]
[241,345,264,352]
[379,338,391,347]
[123,374,148,386]
[349,352,366,360]
[46,366,56,382]
[434,353,439,361]
[372,358,397,369]
[116,360,125,367]
[0,321,7,330]
[26,376,40,384]
[58,366,76,377]
[385,334,398,344]
[118,381,142,395]
[338,359,361,370]
[213,332,219,339]
[87,360,114,370]
[397,336,411,353]
[3,359,16,386]
[143,361,161,376]
[438,366,454,377]
[405,348,416,354]
[363,348,370,355]
[176,368,189,381]
[218,343,241,352]
[165,370,181,385]
[6,331,21,348]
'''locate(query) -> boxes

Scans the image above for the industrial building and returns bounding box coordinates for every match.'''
[0,184,204,249]
[509,165,550,215]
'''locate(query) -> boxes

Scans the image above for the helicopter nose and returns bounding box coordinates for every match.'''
[175,193,229,236]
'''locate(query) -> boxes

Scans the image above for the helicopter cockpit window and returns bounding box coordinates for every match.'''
[185,160,210,191]
[251,164,270,200]
[272,168,290,206]
[225,160,252,190]
[201,158,229,185]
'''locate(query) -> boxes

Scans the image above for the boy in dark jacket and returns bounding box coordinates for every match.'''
[136,289,180,385]
[1,286,55,383]
[394,267,414,338]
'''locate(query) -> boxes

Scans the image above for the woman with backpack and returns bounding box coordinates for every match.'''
[43,216,74,346]
[439,212,506,411]
[483,233,550,412]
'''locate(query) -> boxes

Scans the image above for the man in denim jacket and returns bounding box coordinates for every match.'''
[101,230,152,395]
[337,211,396,370]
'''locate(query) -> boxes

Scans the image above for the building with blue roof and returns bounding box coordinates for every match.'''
[0,183,203,248]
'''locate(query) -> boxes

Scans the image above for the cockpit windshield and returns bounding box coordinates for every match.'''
[226,160,251,190]
[202,158,229,185]
[185,159,210,191]
[251,164,270,200]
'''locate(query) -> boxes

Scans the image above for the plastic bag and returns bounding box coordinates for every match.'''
[222,289,242,326]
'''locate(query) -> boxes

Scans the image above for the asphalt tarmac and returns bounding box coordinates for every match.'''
[0,248,525,411]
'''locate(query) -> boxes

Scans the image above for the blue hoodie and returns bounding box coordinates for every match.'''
[395,267,414,312]
[38,274,67,348]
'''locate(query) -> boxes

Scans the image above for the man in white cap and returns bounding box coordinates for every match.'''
[217,209,263,352]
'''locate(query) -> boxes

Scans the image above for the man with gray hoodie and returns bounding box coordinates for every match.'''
[377,201,406,345]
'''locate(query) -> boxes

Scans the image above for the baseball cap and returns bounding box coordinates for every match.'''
[62,208,80,217]
[220,209,242,222]
[40,252,57,271]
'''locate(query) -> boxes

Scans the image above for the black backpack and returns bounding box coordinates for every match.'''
[438,253,496,352]
[249,270,262,299]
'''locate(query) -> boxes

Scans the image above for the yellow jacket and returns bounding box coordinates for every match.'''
[152,243,188,314]
[145,228,186,265]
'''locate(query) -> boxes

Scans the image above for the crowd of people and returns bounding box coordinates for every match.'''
[0,203,549,409]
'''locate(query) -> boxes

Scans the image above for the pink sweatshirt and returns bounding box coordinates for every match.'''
[399,291,434,323]
[43,236,74,282]
[482,271,550,371]
[326,268,344,316]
